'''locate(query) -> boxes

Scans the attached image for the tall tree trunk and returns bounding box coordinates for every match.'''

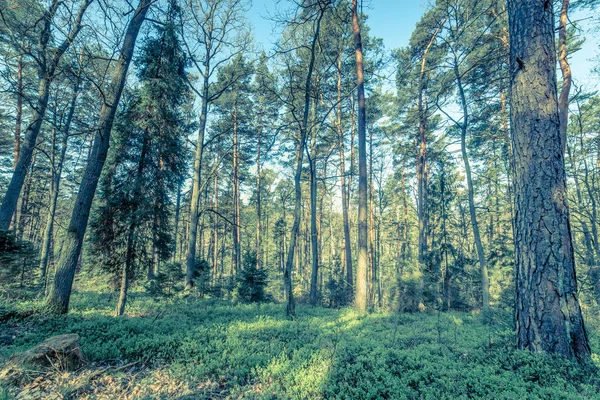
[453,61,489,311]
[0,0,92,230]
[283,4,326,318]
[185,70,209,289]
[507,0,590,361]
[309,113,319,306]
[14,55,23,169]
[232,101,241,277]
[39,82,80,287]
[368,124,376,308]
[416,22,442,266]
[116,133,148,316]
[256,125,262,270]
[213,173,219,285]
[558,0,571,155]
[352,0,368,313]
[335,55,353,302]
[173,178,183,262]
[45,0,150,314]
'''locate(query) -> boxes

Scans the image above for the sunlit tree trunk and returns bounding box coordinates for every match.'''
[352,0,368,313]
[45,0,150,314]
[508,0,590,361]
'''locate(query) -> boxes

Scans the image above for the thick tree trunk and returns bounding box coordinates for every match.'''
[507,0,590,361]
[352,0,368,313]
[45,0,150,314]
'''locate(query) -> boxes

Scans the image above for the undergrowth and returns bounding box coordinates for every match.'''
[1,289,599,399]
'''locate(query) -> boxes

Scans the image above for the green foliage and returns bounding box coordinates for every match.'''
[0,230,37,289]
[194,259,211,296]
[235,252,269,303]
[145,262,184,299]
[1,293,598,398]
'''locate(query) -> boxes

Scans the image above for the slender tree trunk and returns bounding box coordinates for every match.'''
[256,125,262,270]
[283,4,326,318]
[309,114,319,306]
[352,0,368,312]
[116,132,148,316]
[368,124,376,308]
[558,0,571,155]
[213,173,219,285]
[0,0,92,230]
[45,0,150,314]
[232,101,241,276]
[39,82,80,286]
[334,55,353,302]
[416,22,442,266]
[14,55,23,169]
[186,71,209,289]
[508,0,590,361]
[453,61,489,311]
[173,179,183,263]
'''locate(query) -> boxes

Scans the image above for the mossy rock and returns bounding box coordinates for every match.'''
[3,334,83,377]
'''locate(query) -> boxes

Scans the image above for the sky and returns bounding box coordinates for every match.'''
[248,0,426,51]
[247,0,599,91]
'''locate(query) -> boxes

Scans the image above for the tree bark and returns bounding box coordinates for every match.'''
[309,106,319,306]
[185,72,209,289]
[45,0,150,314]
[334,54,353,303]
[352,0,368,313]
[39,81,80,287]
[283,4,326,318]
[558,0,571,156]
[453,61,489,311]
[507,0,590,361]
[0,0,93,230]
[416,22,442,266]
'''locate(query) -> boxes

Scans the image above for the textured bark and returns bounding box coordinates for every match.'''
[558,0,571,156]
[0,0,93,230]
[508,0,590,361]
[45,0,150,314]
[352,0,368,313]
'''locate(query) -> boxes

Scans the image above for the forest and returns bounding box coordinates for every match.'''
[1,0,600,398]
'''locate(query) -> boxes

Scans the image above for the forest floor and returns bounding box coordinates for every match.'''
[1,288,600,399]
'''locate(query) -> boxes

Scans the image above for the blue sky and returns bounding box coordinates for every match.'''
[247,0,599,90]
[248,0,427,51]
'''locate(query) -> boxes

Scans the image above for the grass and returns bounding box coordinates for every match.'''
[1,290,600,399]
